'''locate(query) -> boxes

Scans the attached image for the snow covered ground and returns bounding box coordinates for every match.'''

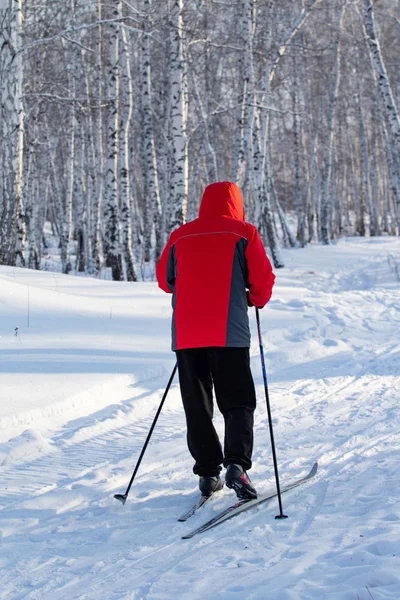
[0,237,399,600]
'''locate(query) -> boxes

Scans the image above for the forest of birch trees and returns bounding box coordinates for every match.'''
[0,0,399,279]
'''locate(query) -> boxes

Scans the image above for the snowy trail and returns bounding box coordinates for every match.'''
[0,237,399,599]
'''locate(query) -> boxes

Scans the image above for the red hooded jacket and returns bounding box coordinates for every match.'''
[156,182,275,350]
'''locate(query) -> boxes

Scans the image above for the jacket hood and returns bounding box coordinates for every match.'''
[198,181,245,221]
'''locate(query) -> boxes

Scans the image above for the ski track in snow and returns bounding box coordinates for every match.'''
[0,238,399,600]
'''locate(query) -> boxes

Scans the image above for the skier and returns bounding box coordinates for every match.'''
[156,181,275,500]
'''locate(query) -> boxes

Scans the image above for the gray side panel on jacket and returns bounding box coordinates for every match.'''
[167,245,177,351]
[226,237,250,347]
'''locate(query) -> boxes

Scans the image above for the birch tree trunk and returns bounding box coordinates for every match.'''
[347,129,365,237]
[59,34,76,275]
[369,115,381,235]
[377,99,399,236]
[75,106,86,273]
[292,51,306,246]
[48,137,67,258]
[231,13,245,185]
[363,0,400,228]
[90,0,104,274]
[0,0,25,266]
[320,5,345,245]
[168,0,188,233]
[12,0,24,265]
[235,0,256,192]
[119,16,137,281]
[25,139,40,270]
[141,0,162,262]
[356,79,376,236]
[73,42,86,273]
[0,4,13,264]
[83,63,97,274]
[104,0,122,281]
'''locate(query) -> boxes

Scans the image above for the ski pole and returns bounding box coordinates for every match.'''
[114,363,178,505]
[255,308,288,519]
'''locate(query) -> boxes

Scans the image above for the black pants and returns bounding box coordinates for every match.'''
[176,347,257,477]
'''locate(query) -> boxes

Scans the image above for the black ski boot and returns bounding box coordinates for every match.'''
[225,464,257,500]
[199,475,224,497]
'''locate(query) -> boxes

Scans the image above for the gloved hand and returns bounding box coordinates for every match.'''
[246,291,253,307]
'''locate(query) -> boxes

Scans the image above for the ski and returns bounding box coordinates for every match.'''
[182,462,318,539]
[178,495,213,522]
[178,488,223,522]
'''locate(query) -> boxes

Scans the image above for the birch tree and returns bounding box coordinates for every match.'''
[320,4,346,245]
[141,0,162,262]
[60,33,77,274]
[362,0,400,227]
[168,0,188,233]
[291,50,306,246]
[103,0,122,281]
[88,0,105,275]
[235,0,256,193]
[119,13,137,281]
[0,0,25,266]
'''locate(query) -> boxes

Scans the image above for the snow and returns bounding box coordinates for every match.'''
[0,237,399,600]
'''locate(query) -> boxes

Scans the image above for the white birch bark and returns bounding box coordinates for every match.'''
[59,33,76,274]
[369,130,381,235]
[235,0,256,191]
[0,4,13,264]
[347,130,365,237]
[369,100,386,234]
[83,61,97,274]
[13,0,24,265]
[231,8,245,184]
[308,135,320,242]
[71,35,87,274]
[91,0,104,275]
[141,0,162,262]
[362,0,400,226]
[376,98,399,235]
[119,15,137,281]
[320,5,346,245]
[154,57,170,250]
[104,0,122,280]
[356,78,376,236]
[301,53,318,243]
[0,0,25,266]
[47,138,66,255]
[25,141,40,269]
[24,93,45,271]
[75,105,86,273]
[291,51,306,246]
[63,117,75,274]
[168,0,188,233]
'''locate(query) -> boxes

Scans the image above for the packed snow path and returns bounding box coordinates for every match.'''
[0,237,399,600]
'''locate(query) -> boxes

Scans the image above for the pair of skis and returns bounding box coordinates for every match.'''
[179,462,318,539]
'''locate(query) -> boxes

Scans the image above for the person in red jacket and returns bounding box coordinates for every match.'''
[156,181,275,499]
